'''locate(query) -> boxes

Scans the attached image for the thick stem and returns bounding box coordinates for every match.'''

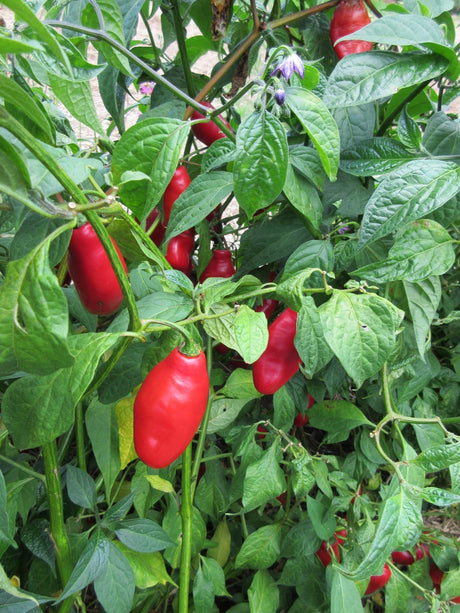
[179,443,193,613]
[42,442,73,600]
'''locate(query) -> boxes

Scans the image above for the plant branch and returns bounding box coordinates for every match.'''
[377,80,431,137]
[171,0,195,98]
[179,443,193,613]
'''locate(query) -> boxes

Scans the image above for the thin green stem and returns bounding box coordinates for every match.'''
[84,336,132,399]
[75,403,87,472]
[171,0,195,98]
[377,80,430,137]
[0,455,46,483]
[117,207,171,270]
[179,443,193,613]
[42,442,74,609]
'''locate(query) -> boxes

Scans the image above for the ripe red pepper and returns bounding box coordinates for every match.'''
[199,249,235,282]
[67,222,128,316]
[330,0,373,60]
[316,529,347,567]
[191,101,232,147]
[294,393,315,426]
[429,563,444,592]
[391,544,427,565]
[133,346,209,468]
[252,308,301,395]
[166,229,195,275]
[364,563,391,595]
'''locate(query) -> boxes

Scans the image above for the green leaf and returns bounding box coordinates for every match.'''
[165,171,233,240]
[0,473,16,549]
[0,74,54,142]
[323,51,449,109]
[114,544,173,589]
[318,292,404,388]
[283,164,322,229]
[219,368,260,400]
[248,570,280,613]
[193,556,229,612]
[385,570,413,613]
[420,487,460,507]
[308,400,373,443]
[94,541,135,613]
[2,333,119,449]
[0,223,74,377]
[203,302,239,352]
[85,399,121,500]
[340,138,417,176]
[289,145,325,192]
[0,35,44,55]
[66,465,98,511]
[412,440,460,472]
[207,398,250,435]
[285,86,340,180]
[233,110,288,218]
[202,138,236,173]
[357,160,460,251]
[306,496,336,540]
[234,524,282,570]
[58,531,109,602]
[403,276,441,358]
[242,445,286,511]
[111,118,191,219]
[48,73,105,136]
[294,296,334,377]
[331,568,364,613]
[422,112,460,157]
[353,219,455,283]
[398,107,422,150]
[112,519,174,552]
[234,306,268,364]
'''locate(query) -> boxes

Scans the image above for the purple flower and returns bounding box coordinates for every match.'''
[275,89,286,105]
[139,81,154,95]
[338,225,350,235]
[271,53,305,81]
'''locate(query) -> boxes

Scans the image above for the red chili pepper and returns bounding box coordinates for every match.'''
[330,0,372,60]
[145,208,166,246]
[166,229,195,275]
[133,346,209,468]
[294,393,315,427]
[199,249,235,283]
[67,222,128,316]
[252,308,301,395]
[316,529,347,567]
[191,101,232,147]
[429,563,444,592]
[364,563,392,595]
[391,544,427,565]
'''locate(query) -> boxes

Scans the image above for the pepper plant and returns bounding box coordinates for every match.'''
[0,0,460,611]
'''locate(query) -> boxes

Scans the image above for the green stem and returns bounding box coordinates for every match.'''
[75,403,87,472]
[84,209,141,332]
[179,443,193,613]
[171,0,195,98]
[377,80,430,137]
[42,442,74,606]
[0,455,46,483]
[117,207,171,270]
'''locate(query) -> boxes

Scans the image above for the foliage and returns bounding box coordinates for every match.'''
[0,0,460,611]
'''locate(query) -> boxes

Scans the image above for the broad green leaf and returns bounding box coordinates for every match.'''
[165,171,233,240]
[353,220,455,283]
[58,531,109,601]
[308,400,373,443]
[398,107,422,150]
[333,103,376,150]
[283,164,322,229]
[111,118,190,219]
[208,519,232,568]
[242,445,286,511]
[385,570,413,613]
[331,569,364,613]
[219,368,260,400]
[357,160,460,251]
[289,145,325,192]
[403,276,441,357]
[234,306,268,364]
[422,112,460,157]
[86,399,121,499]
[193,557,229,613]
[115,394,137,470]
[145,475,175,494]
[294,296,334,377]
[203,302,238,352]
[94,541,135,613]
[306,496,336,540]
[412,440,460,472]
[48,73,104,136]
[0,563,43,606]
[2,333,119,449]
[282,239,334,280]
[318,292,403,388]
[66,465,97,511]
[285,86,339,180]
[0,223,74,377]
[0,473,16,549]
[233,110,288,219]
[114,544,173,589]
[0,74,54,142]
[234,524,282,570]
[323,51,449,109]
[248,570,279,613]
[112,519,174,552]
[2,0,71,73]
[0,35,44,54]
[207,398,251,435]
[202,138,236,173]
[420,487,460,507]
[340,138,417,176]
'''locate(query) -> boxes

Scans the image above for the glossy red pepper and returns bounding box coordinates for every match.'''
[316,529,347,567]
[391,544,427,565]
[199,249,236,282]
[191,101,232,147]
[166,229,195,275]
[364,563,391,595]
[252,308,301,395]
[429,563,444,592]
[330,0,372,60]
[145,208,166,246]
[294,393,315,427]
[67,222,128,316]
[133,346,209,468]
